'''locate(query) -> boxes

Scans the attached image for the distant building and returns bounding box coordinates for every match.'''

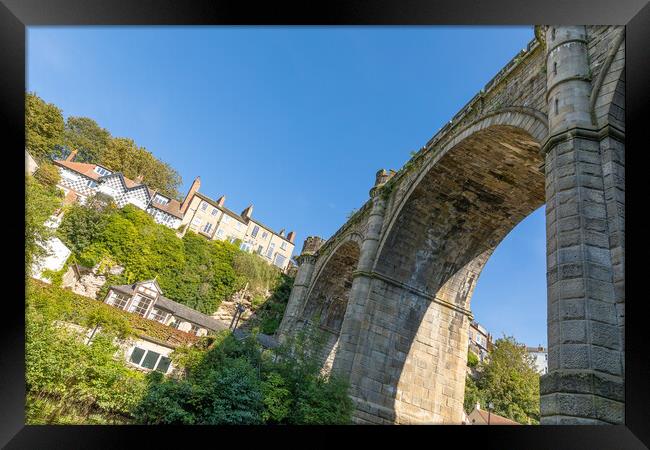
[104,279,227,337]
[525,345,548,374]
[178,177,296,272]
[468,320,493,363]
[53,150,185,229]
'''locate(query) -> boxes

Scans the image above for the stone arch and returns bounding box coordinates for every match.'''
[342,122,546,424]
[298,236,362,371]
[375,109,548,276]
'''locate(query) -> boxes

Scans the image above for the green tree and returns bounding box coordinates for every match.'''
[33,162,61,188]
[100,137,182,199]
[465,336,540,424]
[25,176,63,270]
[25,92,65,162]
[64,116,111,163]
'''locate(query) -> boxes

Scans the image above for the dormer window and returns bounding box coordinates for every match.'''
[153,194,169,206]
[94,166,111,176]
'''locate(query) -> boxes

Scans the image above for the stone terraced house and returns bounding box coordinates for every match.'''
[53,150,184,229]
[104,279,228,337]
[178,177,296,271]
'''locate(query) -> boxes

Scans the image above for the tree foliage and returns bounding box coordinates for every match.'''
[63,116,111,163]
[33,162,61,188]
[26,281,148,424]
[56,204,288,315]
[25,92,65,162]
[135,328,353,425]
[25,92,182,199]
[25,175,63,270]
[464,336,540,424]
[100,137,182,199]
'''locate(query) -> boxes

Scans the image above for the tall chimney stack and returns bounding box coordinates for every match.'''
[241,204,253,220]
[180,176,201,214]
[65,149,78,162]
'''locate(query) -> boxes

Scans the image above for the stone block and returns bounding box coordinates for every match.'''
[560,319,587,343]
[591,345,622,376]
[559,344,590,369]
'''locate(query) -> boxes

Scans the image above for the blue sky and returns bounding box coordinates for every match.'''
[27,26,546,346]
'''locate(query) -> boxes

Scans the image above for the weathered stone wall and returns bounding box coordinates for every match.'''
[281,25,624,425]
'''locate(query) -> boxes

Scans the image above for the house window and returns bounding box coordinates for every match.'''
[257,245,263,254]
[192,217,202,226]
[156,356,172,373]
[274,254,286,268]
[109,292,130,310]
[149,308,169,324]
[262,231,268,239]
[129,347,172,374]
[94,166,111,176]
[235,221,243,231]
[200,201,208,211]
[251,225,260,237]
[211,207,219,216]
[189,324,201,336]
[86,179,98,188]
[169,318,181,329]
[280,241,287,251]
[216,229,224,238]
[153,194,169,205]
[240,242,252,252]
[129,295,153,317]
[202,222,213,234]
[266,243,275,259]
[141,350,160,369]
[130,347,146,365]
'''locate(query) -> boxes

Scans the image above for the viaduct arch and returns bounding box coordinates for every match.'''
[277,26,625,425]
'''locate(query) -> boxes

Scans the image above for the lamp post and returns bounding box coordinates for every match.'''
[487,402,494,425]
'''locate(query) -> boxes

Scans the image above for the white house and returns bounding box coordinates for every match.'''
[526,346,548,374]
[53,150,184,229]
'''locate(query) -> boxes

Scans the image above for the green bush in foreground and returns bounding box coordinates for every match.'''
[135,329,353,425]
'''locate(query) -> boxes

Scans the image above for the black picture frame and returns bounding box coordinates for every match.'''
[2,0,648,447]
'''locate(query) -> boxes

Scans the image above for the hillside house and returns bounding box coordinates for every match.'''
[178,177,296,271]
[104,279,227,337]
[53,150,184,229]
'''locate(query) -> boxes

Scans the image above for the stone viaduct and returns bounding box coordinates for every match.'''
[277,26,625,425]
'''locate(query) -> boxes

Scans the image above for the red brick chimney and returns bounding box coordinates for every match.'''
[65,149,78,162]
[217,195,226,207]
[134,174,144,184]
[287,231,295,243]
[180,176,201,214]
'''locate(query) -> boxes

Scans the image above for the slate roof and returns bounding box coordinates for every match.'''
[110,283,228,332]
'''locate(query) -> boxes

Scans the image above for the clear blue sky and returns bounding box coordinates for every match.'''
[27,26,546,347]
